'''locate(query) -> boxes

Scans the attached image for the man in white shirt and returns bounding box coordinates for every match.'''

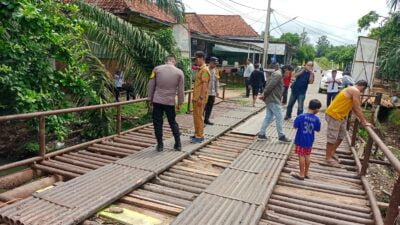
[243,58,254,97]
[204,57,220,125]
[326,69,341,107]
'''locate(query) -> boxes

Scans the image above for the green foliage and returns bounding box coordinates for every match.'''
[278,33,301,48]
[388,109,400,126]
[316,35,330,57]
[296,44,316,64]
[387,0,400,11]
[358,11,400,81]
[0,0,106,141]
[358,127,369,140]
[358,11,380,32]
[326,45,356,69]
[314,57,331,70]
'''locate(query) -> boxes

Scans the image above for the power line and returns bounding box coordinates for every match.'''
[225,0,268,11]
[274,11,355,45]
[272,11,284,35]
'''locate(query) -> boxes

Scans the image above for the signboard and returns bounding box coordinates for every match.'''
[351,37,379,89]
[267,43,286,55]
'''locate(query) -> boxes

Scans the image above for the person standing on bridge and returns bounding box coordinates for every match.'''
[249,63,266,107]
[204,57,220,126]
[244,58,254,98]
[257,64,291,143]
[192,51,211,143]
[284,61,315,120]
[325,80,372,166]
[282,65,293,105]
[148,55,185,152]
[291,99,322,180]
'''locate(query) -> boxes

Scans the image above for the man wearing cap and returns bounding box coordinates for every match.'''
[326,69,341,107]
[204,57,220,125]
[192,51,211,143]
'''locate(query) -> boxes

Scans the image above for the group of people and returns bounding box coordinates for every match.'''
[245,60,371,180]
[146,53,372,184]
[147,52,220,152]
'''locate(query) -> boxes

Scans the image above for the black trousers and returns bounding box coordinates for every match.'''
[245,78,251,97]
[115,87,122,102]
[204,95,216,122]
[152,103,180,146]
[282,86,289,104]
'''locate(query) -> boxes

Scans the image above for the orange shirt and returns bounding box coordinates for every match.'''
[193,64,210,102]
[326,88,353,121]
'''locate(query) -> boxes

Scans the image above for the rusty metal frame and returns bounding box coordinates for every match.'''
[347,116,400,225]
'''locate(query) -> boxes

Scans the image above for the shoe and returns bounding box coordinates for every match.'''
[279,136,291,143]
[156,145,163,152]
[191,137,204,143]
[257,134,267,141]
[174,143,182,151]
[284,116,290,121]
[204,121,214,125]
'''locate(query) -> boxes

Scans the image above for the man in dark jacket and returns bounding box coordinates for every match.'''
[258,64,291,143]
[249,63,265,107]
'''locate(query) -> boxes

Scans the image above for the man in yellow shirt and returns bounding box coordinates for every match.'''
[192,51,210,143]
[325,80,372,166]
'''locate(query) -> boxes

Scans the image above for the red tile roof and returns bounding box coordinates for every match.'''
[185,13,259,37]
[84,0,177,24]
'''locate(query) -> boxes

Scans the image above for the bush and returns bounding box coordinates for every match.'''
[388,109,400,127]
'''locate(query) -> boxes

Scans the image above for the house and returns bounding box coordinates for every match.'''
[184,13,263,65]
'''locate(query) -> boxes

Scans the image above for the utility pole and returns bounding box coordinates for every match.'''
[262,0,272,68]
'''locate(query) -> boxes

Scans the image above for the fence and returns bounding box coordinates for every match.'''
[0,85,226,173]
[346,113,400,225]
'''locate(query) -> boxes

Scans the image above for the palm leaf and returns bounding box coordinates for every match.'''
[149,0,185,23]
[75,0,170,96]
[387,0,399,11]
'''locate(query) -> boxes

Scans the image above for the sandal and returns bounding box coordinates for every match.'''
[290,172,304,180]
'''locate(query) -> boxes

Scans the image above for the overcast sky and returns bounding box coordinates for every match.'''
[182,0,390,46]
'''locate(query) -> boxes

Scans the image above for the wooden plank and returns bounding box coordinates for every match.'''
[231,109,265,135]
[120,196,183,216]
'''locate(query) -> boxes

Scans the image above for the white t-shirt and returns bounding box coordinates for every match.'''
[326,76,340,93]
[244,63,254,78]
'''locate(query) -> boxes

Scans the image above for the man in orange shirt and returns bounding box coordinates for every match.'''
[192,51,210,143]
[325,80,371,166]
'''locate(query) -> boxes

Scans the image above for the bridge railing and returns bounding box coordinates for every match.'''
[0,84,226,172]
[347,116,400,225]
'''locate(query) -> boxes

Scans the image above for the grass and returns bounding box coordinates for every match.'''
[225,83,245,90]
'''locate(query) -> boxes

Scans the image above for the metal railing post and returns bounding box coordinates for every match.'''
[116,105,121,135]
[360,135,374,176]
[384,176,400,225]
[39,116,46,158]
[351,119,360,147]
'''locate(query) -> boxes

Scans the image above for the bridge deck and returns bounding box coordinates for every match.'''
[0,102,264,225]
[171,113,376,225]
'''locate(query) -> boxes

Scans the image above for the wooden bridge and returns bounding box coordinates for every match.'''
[0,94,399,225]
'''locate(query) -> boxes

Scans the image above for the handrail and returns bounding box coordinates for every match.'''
[0,98,149,122]
[349,117,400,225]
[364,125,400,173]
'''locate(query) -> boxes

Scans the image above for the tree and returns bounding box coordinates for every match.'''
[300,30,309,47]
[316,35,331,57]
[0,0,186,141]
[296,44,316,64]
[278,32,301,48]
[358,10,400,82]
[387,0,400,11]
[358,11,380,32]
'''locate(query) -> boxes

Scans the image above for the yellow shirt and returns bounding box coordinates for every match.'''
[326,88,353,121]
[193,64,210,102]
